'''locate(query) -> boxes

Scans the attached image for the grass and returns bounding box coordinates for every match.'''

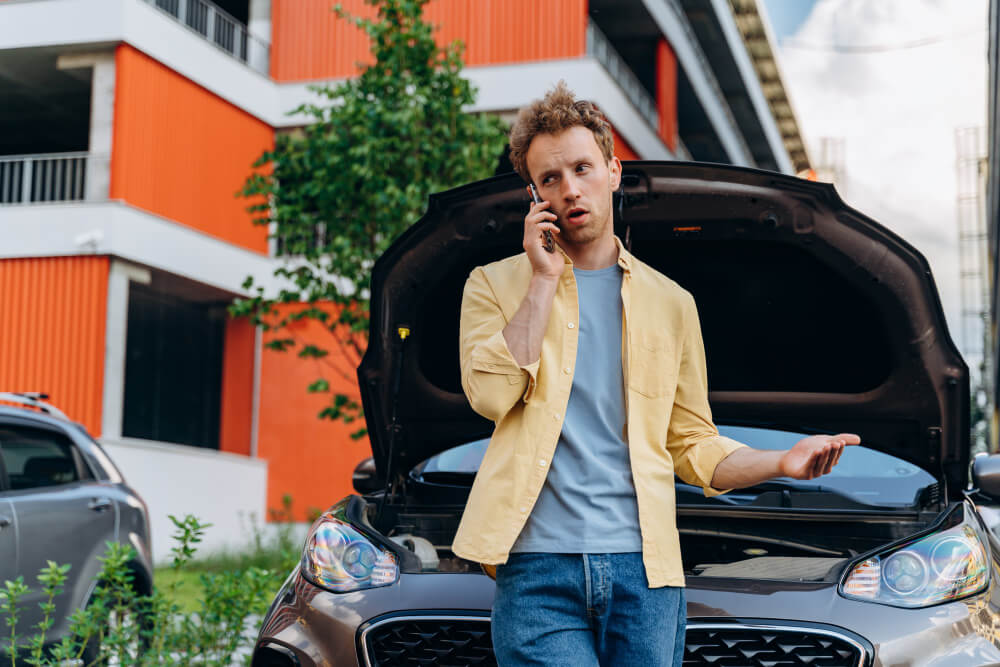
[152,567,204,614]
[153,522,303,614]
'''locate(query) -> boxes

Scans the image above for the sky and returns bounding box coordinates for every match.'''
[761,0,819,43]
[760,0,989,360]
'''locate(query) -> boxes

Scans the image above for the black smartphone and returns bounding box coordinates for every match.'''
[528,183,556,253]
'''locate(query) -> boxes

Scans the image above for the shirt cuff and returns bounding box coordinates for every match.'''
[697,436,750,497]
[469,329,540,401]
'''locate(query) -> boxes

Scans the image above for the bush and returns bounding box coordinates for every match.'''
[0,514,287,666]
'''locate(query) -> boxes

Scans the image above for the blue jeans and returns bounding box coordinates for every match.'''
[491,553,686,666]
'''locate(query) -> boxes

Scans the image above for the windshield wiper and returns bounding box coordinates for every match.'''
[677,479,917,511]
[747,488,879,510]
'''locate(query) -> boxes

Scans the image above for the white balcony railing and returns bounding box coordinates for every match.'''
[143,0,270,75]
[586,21,659,131]
[0,152,95,205]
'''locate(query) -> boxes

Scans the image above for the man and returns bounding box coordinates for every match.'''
[452,83,859,666]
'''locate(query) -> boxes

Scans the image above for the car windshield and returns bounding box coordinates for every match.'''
[415,425,937,508]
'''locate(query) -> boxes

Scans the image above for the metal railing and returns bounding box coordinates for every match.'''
[144,0,270,75]
[662,0,754,165]
[586,21,659,130]
[0,152,90,205]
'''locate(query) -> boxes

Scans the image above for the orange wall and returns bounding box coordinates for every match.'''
[219,317,255,457]
[110,44,273,253]
[271,0,587,81]
[0,257,109,435]
[257,305,371,521]
[611,126,640,161]
[657,38,678,152]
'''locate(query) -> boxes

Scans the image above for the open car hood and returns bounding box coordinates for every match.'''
[359,163,969,499]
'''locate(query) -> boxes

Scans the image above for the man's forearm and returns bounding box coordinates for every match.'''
[710,433,857,489]
[503,275,559,367]
[710,447,784,490]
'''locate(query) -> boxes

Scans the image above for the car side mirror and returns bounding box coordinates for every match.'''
[352,457,383,495]
[972,453,1000,500]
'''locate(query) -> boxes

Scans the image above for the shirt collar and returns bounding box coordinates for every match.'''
[613,235,633,273]
[557,235,633,273]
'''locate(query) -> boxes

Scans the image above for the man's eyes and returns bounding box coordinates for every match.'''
[541,164,591,184]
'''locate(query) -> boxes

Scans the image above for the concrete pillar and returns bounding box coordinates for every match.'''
[101,260,151,440]
[57,51,115,201]
[247,0,271,75]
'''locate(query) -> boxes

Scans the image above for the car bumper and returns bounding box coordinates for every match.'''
[251,568,1000,666]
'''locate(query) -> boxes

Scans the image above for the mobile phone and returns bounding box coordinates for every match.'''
[528,183,556,253]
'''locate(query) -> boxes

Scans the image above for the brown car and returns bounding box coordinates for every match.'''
[251,163,1000,667]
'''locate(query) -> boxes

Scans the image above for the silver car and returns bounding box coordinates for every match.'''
[0,393,153,658]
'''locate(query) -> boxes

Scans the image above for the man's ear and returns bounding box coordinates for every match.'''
[609,156,623,190]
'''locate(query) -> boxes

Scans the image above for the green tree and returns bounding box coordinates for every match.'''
[234,0,507,437]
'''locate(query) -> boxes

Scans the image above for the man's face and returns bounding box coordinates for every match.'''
[525,126,622,249]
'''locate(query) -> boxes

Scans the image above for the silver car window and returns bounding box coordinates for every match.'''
[0,426,82,490]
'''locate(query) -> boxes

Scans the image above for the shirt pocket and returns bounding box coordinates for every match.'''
[629,332,673,398]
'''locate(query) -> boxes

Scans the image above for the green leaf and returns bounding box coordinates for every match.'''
[265,338,296,352]
[297,345,330,359]
[307,379,330,393]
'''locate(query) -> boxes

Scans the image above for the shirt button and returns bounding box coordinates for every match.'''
[567,322,575,329]
[520,506,528,514]
[563,367,571,374]
[538,459,546,466]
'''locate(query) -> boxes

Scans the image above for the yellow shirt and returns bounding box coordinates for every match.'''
[452,236,747,587]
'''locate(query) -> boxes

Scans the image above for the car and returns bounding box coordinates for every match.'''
[0,392,153,659]
[251,162,1000,667]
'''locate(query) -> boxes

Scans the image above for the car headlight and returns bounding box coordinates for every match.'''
[301,515,399,593]
[840,522,988,608]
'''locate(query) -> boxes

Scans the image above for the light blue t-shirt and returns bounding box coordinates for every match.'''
[512,264,643,553]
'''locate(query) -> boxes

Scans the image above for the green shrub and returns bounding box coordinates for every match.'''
[0,513,290,666]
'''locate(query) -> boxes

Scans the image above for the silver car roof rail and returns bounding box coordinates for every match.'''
[0,392,70,421]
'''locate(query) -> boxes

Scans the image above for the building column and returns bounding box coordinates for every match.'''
[656,38,678,153]
[57,51,115,202]
[247,0,271,75]
[101,260,151,440]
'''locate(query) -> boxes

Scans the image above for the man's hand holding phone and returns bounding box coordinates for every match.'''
[524,185,563,278]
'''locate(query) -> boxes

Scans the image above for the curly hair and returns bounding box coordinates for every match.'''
[508,81,615,183]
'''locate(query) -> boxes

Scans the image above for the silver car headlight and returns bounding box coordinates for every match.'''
[301,515,399,593]
[840,522,988,608]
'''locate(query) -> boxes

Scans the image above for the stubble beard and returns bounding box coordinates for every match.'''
[561,199,612,247]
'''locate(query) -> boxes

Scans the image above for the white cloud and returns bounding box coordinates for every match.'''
[777,0,988,355]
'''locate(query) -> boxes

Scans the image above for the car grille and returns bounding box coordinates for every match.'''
[360,617,866,667]
[362,617,496,666]
[684,625,865,666]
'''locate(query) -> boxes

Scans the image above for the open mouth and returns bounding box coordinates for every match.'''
[567,208,588,223]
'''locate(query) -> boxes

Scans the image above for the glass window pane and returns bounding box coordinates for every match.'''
[0,427,80,490]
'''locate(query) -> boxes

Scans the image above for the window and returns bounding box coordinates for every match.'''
[0,427,82,490]
[416,425,937,508]
[122,282,225,449]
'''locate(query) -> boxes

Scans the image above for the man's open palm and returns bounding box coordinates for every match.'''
[779,434,860,480]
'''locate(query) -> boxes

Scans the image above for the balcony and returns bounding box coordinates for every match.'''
[142,0,269,75]
[586,21,659,131]
[0,152,105,205]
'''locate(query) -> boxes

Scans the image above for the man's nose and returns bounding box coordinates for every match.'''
[561,176,582,201]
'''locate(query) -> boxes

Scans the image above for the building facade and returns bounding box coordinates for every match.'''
[989,0,1000,450]
[0,0,808,561]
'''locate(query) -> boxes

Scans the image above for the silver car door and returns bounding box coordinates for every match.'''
[0,424,118,635]
[0,498,14,587]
